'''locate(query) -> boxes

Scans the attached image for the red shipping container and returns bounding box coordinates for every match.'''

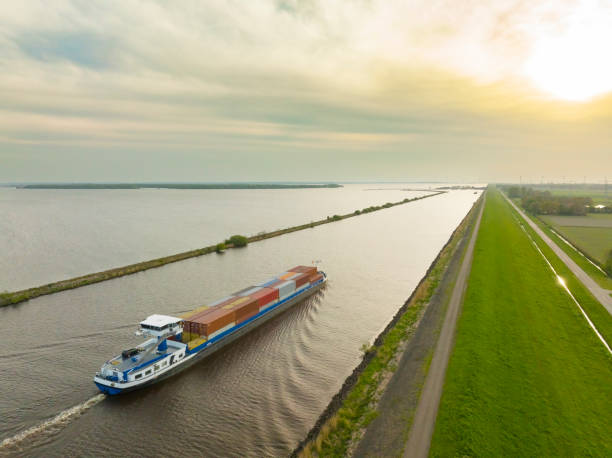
[249,287,279,308]
[309,273,323,284]
[289,265,317,276]
[293,272,311,288]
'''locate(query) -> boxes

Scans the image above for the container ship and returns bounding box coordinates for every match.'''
[94,266,326,395]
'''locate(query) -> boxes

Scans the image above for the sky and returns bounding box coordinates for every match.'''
[1,0,611,183]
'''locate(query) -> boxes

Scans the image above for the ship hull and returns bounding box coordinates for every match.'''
[94,277,325,395]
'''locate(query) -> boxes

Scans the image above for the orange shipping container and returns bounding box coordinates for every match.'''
[224,296,259,323]
[309,273,323,284]
[249,287,279,308]
[189,306,218,323]
[191,308,236,336]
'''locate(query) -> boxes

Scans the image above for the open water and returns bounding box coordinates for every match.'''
[0,185,480,457]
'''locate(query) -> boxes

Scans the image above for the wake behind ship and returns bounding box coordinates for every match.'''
[94,266,326,394]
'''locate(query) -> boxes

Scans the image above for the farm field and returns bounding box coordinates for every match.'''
[430,188,612,457]
[554,226,612,265]
[542,213,612,228]
[541,214,612,266]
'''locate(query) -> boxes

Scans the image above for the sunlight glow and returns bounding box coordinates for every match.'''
[523,1,612,102]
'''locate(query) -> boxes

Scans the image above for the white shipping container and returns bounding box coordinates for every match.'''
[277,280,296,300]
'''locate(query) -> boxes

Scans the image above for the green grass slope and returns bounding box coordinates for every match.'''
[430,188,612,457]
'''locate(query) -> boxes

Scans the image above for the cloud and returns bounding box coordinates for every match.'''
[0,0,611,182]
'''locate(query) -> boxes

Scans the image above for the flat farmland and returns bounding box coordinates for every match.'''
[542,213,612,228]
[541,214,612,264]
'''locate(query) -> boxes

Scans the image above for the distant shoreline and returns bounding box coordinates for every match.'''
[15,183,343,190]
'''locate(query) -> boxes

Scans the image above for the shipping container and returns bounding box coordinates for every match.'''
[293,272,311,288]
[276,280,296,299]
[218,296,251,310]
[207,322,236,340]
[249,287,279,308]
[264,279,285,289]
[309,273,324,284]
[278,271,300,281]
[258,277,279,288]
[289,265,317,276]
[180,304,211,319]
[295,283,309,294]
[224,296,260,323]
[187,336,207,350]
[191,308,236,336]
[188,306,219,323]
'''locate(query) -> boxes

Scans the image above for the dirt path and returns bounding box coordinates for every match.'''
[352,200,480,457]
[503,194,612,313]
[402,196,484,458]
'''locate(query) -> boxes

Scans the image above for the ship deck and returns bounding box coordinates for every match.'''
[103,339,184,372]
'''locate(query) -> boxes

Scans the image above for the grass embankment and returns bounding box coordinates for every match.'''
[0,192,445,307]
[430,188,612,457]
[294,194,482,457]
[532,216,612,290]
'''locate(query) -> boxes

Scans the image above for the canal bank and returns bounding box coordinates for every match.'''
[293,191,483,457]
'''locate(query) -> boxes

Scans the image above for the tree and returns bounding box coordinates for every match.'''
[604,249,612,277]
[226,235,248,247]
[215,242,226,253]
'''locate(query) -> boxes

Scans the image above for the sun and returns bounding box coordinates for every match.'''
[522,3,612,102]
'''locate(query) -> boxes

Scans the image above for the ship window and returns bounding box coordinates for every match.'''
[135,373,142,379]
[145,370,151,375]
[162,361,167,367]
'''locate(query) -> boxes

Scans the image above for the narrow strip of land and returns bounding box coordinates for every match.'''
[0,191,444,307]
[503,193,612,312]
[402,195,484,458]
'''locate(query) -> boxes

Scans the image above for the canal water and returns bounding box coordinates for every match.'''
[0,188,480,457]
[0,184,432,291]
